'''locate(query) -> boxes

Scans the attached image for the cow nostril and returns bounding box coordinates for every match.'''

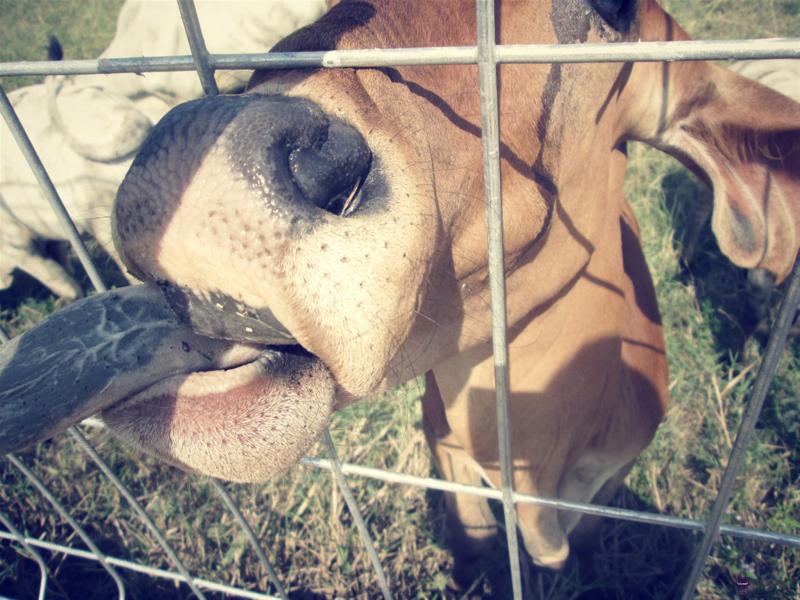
[288,119,372,217]
[323,177,364,217]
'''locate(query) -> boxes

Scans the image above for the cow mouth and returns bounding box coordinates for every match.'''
[0,284,336,483]
[101,342,335,483]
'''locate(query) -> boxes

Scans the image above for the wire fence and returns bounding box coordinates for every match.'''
[1,1,799,598]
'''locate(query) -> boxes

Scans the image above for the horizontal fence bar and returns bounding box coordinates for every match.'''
[298,457,800,549]
[1,37,799,78]
[0,532,279,600]
[4,454,797,599]
[496,37,800,63]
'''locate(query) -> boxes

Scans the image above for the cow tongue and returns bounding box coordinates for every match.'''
[0,285,335,482]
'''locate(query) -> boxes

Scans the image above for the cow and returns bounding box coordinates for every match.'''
[0,79,170,300]
[1,0,798,593]
[72,0,326,104]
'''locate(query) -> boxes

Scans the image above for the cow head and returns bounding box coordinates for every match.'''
[1,0,799,485]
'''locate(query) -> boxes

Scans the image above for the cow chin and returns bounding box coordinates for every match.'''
[101,347,335,483]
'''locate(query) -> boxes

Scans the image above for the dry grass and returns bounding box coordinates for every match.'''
[1,1,799,599]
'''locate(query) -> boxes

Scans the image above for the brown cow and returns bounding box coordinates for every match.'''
[1,0,798,590]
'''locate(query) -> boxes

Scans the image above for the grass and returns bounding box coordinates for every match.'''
[1,1,799,599]
[0,0,124,90]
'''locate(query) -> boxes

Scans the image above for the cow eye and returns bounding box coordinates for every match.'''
[589,0,636,31]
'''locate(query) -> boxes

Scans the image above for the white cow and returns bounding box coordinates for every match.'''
[73,0,327,102]
[0,0,325,300]
[729,59,800,102]
[0,81,169,299]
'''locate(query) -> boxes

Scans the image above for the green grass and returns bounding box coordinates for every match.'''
[1,1,799,599]
[0,0,124,90]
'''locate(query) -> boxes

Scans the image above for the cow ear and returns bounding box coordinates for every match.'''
[623,10,800,282]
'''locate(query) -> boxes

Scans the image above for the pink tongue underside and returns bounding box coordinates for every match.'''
[101,351,335,482]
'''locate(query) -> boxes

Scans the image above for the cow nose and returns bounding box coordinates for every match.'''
[288,118,372,215]
[117,95,372,233]
[225,95,373,217]
[113,94,374,282]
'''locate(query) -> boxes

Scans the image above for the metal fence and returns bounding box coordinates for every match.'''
[1,1,799,598]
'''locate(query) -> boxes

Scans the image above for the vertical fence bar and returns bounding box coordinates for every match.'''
[321,430,393,600]
[475,1,524,598]
[6,454,127,599]
[0,86,107,293]
[680,253,800,599]
[209,479,288,599]
[67,428,208,600]
[176,0,219,96]
[0,511,49,600]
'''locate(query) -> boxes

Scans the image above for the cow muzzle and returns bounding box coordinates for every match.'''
[0,90,427,482]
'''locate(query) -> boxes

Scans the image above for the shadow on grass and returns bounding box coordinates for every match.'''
[0,509,237,600]
[660,168,790,359]
[424,485,694,599]
[0,544,322,600]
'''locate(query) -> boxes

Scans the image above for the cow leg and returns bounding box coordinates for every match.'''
[557,453,624,535]
[0,217,83,300]
[515,482,570,570]
[13,247,83,301]
[421,372,497,595]
[512,454,630,570]
[745,268,776,337]
[0,267,12,291]
[563,458,634,553]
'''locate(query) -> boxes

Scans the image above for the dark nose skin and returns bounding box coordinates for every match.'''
[287,113,372,214]
[126,94,372,222]
[227,95,372,217]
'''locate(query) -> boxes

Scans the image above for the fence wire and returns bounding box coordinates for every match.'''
[1,0,799,598]
[476,1,523,598]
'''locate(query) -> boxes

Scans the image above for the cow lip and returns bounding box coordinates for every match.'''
[97,332,336,483]
[103,343,315,414]
[152,281,330,384]
[0,284,338,481]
